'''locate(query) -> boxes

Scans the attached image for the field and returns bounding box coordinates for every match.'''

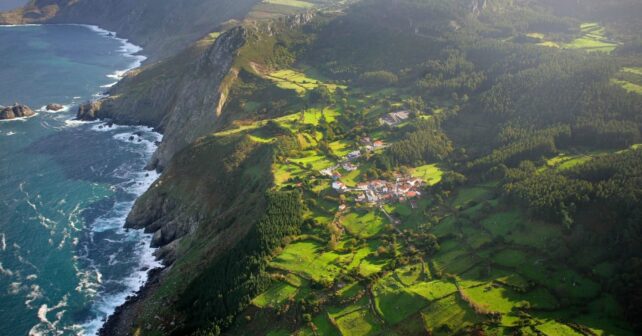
[526,23,619,53]
[613,67,642,95]
[264,0,314,9]
[341,210,387,238]
[411,164,443,186]
[565,23,618,53]
[267,69,346,95]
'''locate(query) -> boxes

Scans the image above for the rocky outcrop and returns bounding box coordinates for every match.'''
[0,0,258,61]
[0,104,35,120]
[75,100,103,120]
[46,103,64,111]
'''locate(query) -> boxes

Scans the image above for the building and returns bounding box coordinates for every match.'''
[332,181,347,192]
[379,110,410,126]
[373,140,385,148]
[342,162,358,172]
[347,150,362,160]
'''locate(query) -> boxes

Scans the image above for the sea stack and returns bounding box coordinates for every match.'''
[76,100,103,121]
[0,104,35,120]
[46,103,64,111]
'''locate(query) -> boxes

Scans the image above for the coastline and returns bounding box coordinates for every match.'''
[0,23,166,335]
[74,25,167,336]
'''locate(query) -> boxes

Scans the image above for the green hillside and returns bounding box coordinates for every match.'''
[41,0,642,335]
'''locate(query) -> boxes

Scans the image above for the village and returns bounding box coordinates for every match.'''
[318,134,425,207]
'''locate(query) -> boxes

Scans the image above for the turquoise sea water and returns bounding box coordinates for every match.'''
[0,25,161,335]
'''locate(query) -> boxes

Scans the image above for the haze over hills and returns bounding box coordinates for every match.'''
[0,0,26,11]
[0,0,260,60]
[3,0,642,335]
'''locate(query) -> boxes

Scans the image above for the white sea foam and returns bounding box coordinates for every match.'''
[0,262,14,277]
[1,232,6,251]
[9,282,23,295]
[25,284,43,309]
[5,131,16,136]
[63,119,99,128]
[0,24,42,28]
[29,295,70,336]
[100,82,118,88]
[7,23,159,335]
[73,24,148,85]
[79,124,162,336]
[0,112,39,122]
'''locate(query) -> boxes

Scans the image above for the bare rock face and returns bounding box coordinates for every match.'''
[76,100,103,120]
[0,104,35,120]
[46,103,64,111]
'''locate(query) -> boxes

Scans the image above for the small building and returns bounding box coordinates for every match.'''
[332,181,347,192]
[406,191,419,199]
[320,168,334,177]
[356,182,369,191]
[342,162,358,172]
[379,110,410,126]
[338,204,347,211]
[347,150,362,160]
[373,140,385,148]
[360,137,372,145]
[366,190,379,203]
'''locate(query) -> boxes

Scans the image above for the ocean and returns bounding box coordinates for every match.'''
[0,24,161,335]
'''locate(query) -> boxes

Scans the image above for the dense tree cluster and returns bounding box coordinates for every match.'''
[382,119,453,167]
[178,191,303,335]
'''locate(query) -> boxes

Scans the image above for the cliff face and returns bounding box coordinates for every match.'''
[0,0,258,60]
[79,27,247,169]
[99,134,280,335]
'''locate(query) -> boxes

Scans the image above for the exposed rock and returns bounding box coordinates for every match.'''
[46,103,64,111]
[76,100,103,121]
[0,104,35,120]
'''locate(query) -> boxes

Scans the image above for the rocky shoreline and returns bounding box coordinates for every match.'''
[0,103,35,120]
[98,267,165,336]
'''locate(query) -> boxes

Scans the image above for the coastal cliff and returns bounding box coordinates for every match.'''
[99,131,304,335]
[78,27,247,169]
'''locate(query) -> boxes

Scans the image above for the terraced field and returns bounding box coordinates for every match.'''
[565,23,618,53]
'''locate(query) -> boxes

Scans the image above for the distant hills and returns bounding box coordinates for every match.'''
[0,0,260,60]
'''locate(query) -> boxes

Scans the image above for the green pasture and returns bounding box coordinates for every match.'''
[411,164,443,186]
[341,210,387,238]
[270,240,342,282]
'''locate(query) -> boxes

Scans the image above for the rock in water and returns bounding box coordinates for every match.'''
[76,100,103,120]
[0,104,35,120]
[46,103,64,111]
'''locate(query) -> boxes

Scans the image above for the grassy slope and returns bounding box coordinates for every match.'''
[124,0,642,335]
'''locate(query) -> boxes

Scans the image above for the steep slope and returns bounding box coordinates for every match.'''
[82,27,247,169]
[78,10,318,169]
[0,0,259,60]
[100,130,304,335]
